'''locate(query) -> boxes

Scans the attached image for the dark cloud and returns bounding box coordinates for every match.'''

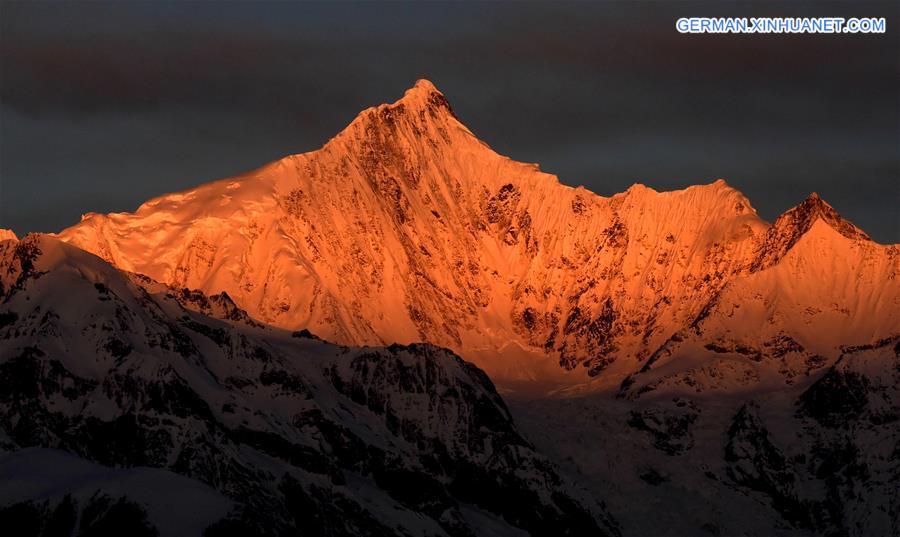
[1,1,897,241]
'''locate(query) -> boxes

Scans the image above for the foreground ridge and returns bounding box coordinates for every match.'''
[0,234,618,536]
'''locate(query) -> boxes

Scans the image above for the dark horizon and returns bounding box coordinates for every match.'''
[2,1,898,242]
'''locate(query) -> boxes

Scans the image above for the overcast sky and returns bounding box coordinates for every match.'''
[1,1,897,241]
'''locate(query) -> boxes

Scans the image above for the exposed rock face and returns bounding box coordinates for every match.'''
[0,235,618,536]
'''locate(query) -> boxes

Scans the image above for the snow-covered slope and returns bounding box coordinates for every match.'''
[59,79,857,388]
[0,234,618,536]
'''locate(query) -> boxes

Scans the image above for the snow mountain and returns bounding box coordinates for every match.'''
[56,80,898,393]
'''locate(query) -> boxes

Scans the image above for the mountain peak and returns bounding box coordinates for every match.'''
[751,192,870,271]
[797,192,838,215]
[789,193,868,239]
[624,182,655,194]
[391,78,456,117]
[334,78,459,143]
[0,229,17,242]
[409,78,441,95]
